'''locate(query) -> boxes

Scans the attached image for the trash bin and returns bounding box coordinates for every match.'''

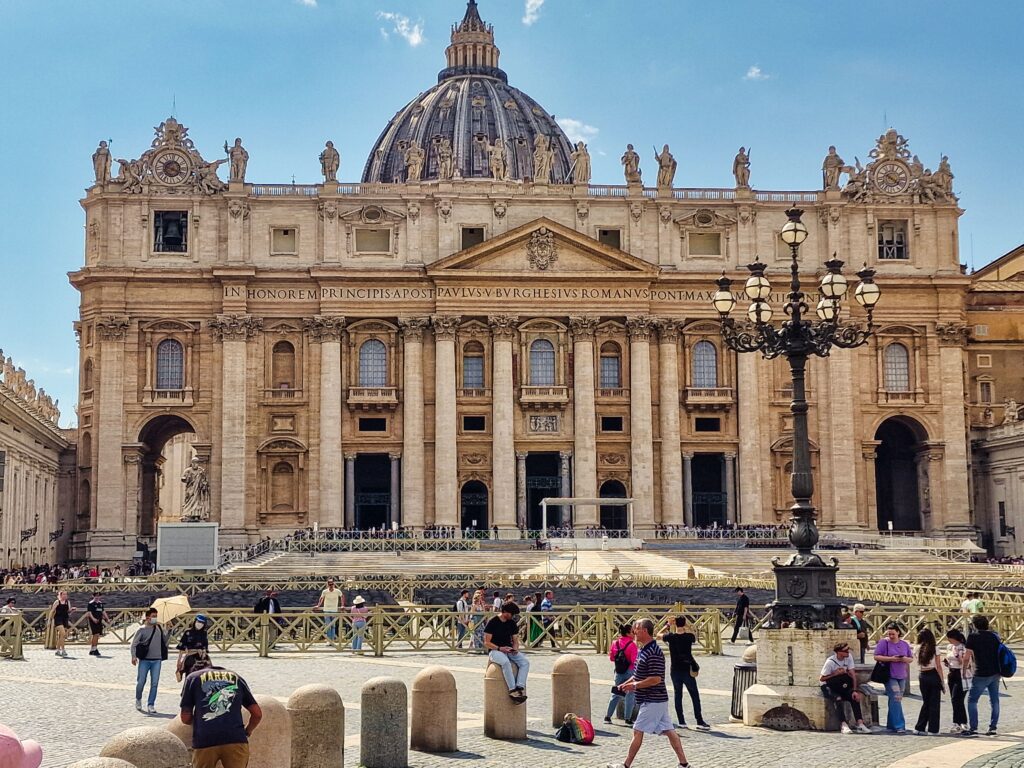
[731,662,757,720]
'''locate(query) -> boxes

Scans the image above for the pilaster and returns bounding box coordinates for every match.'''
[569,316,598,526]
[656,319,684,526]
[306,315,345,527]
[432,315,461,527]
[399,318,429,530]
[489,315,518,529]
[626,315,655,529]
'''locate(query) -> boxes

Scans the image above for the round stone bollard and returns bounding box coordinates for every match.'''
[99,727,189,768]
[361,676,408,768]
[67,760,138,768]
[410,665,457,753]
[287,684,345,768]
[167,693,290,768]
[483,662,527,740]
[550,653,591,727]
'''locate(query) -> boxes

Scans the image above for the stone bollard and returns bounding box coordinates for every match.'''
[483,662,527,740]
[67,760,138,768]
[361,676,408,768]
[287,684,345,768]
[99,727,189,768]
[168,693,290,768]
[551,653,591,727]
[410,665,457,753]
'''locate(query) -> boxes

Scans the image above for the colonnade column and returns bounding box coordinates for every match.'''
[737,351,766,523]
[307,315,345,528]
[569,316,598,527]
[489,315,518,529]
[936,324,972,533]
[399,318,428,530]
[516,451,528,530]
[432,315,461,527]
[344,454,356,528]
[559,451,572,526]
[389,452,401,529]
[682,452,694,526]
[656,319,684,526]
[211,313,261,542]
[93,315,130,559]
[725,452,737,524]
[626,316,656,530]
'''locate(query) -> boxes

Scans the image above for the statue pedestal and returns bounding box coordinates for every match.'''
[84,529,138,564]
[824,189,842,202]
[734,187,753,200]
[742,628,876,731]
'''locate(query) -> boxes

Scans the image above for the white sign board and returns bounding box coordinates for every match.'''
[157,523,219,571]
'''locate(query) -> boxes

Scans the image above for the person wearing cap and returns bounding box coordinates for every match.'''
[483,602,529,703]
[0,724,42,768]
[850,604,872,663]
[180,654,262,768]
[86,591,110,657]
[176,614,210,682]
[350,596,369,653]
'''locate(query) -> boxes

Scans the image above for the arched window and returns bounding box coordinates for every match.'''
[271,461,295,511]
[599,342,622,388]
[529,339,556,386]
[80,431,92,468]
[272,341,295,389]
[692,341,718,389]
[78,478,91,524]
[82,359,94,391]
[883,343,910,392]
[462,341,485,389]
[155,339,184,390]
[359,339,388,387]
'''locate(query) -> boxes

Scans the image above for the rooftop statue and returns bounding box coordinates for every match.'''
[92,140,111,183]
[654,144,677,189]
[621,144,641,184]
[822,145,845,190]
[733,147,751,188]
[224,138,249,183]
[570,141,591,184]
[320,141,340,182]
[404,139,425,182]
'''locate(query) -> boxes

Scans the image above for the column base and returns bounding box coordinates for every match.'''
[83,530,138,564]
[742,683,877,730]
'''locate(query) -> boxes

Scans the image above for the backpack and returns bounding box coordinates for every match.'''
[613,640,631,674]
[555,713,595,745]
[998,642,1017,678]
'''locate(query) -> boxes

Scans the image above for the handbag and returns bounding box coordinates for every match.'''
[690,659,700,678]
[870,661,890,684]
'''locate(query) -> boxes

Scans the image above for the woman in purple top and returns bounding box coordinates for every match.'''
[874,623,915,732]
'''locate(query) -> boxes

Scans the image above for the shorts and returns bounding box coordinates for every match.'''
[633,700,674,734]
[88,620,103,634]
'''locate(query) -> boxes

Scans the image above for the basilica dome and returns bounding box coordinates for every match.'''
[362,1,575,184]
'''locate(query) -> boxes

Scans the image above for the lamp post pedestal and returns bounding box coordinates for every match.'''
[768,561,844,629]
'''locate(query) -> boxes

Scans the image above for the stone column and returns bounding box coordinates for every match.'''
[489,315,518,529]
[861,440,881,529]
[432,316,461,527]
[682,452,694,526]
[306,316,345,528]
[825,345,859,527]
[626,316,656,530]
[93,315,130,560]
[122,445,144,538]
[559,451,572,526]
[569,316,598,527]
[389,453,401,529]
[211,314,261,542]
[516,451,528,530]
[399,318,428,530]
[725,452,737,523]
[344,454,356,529]
[656,320,684,526]
[936,324,972,533]
[737,351,766,523]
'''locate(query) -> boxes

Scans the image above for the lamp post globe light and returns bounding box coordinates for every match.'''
[712,208,880,628]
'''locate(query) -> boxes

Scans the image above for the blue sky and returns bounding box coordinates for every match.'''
[1,0,1022,426]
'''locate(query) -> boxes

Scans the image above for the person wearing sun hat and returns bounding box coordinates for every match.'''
[0,724,42,768]
[350,596,369,653]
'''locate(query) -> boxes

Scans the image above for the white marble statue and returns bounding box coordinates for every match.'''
[570,141,591,184]
[621,144,641,184]
[224,138,249,183]
[654,144,677,189]
[733,147,750,188]
[532,134,554,183]
[181,457,211,522]
[404,139,425,182]
[822,145,845,190]
[92,141,112,183]
[436,137,455,180]
[320,141,340,182]
[487,138,508,181]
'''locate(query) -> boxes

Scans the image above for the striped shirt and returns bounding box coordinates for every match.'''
[633,639,668,703]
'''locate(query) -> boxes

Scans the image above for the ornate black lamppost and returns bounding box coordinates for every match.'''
[711,208,881,628]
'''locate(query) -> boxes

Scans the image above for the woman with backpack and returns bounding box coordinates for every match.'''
[604,623,638,725]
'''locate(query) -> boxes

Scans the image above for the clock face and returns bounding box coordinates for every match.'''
[154,150,191,185]
[874,160,910,194]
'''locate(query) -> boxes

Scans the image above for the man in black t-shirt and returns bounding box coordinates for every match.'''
[483,602,530,702]
[962,615,1002,736]
[86,592,108,657]
[180,657,262,768]
[730,588,753,643]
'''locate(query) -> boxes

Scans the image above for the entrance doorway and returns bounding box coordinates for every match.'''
[526,452,561,529]
[460,481,489,532]
[138,415,197,539]
[691,453,726,527]
[875,418,924,531]
[354,454,390,530]
[599,480,628,531]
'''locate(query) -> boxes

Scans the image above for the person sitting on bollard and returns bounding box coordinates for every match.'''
[605,623,638,725]
[180,654,262,768]
[819,642,871,734]
[484,602,529,703]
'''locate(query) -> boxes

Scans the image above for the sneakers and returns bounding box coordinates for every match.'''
[985,728,997,736]
[949,724,962,734]
[960,729,978,737]
[625,718,635,726]
[89,649,100,657]
[54,650,61,657]
[696,721,712,731]
[855,724,871,734]
[677,721,689,729]
[147,705,157,715]
[912,729,925,736]
[135,700,143,712]
[841,723,853,734]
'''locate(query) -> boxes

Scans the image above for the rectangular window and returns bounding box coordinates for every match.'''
[463,356,485,389]
[999,501,1007,537]
[597,228,621,249]
[153,211,188,253]
[355,228,391,253]
[695,417,721,432]
[358,417,387,432]
[461,227,485,249]
[878,221,909,260]
[977,354,992,369]
[462,415,486,432]
[600,416,623,432]
[980,381,993,404]
[688,232,722,257]
[974,324,989,337]
[599,356,621,388]
[0,450,5,492]
[271,228,297,254]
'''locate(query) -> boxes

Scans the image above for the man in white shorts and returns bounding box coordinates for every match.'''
[607,618,691,768]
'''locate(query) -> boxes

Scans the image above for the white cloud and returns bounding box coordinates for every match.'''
[557,117,599,144]
[377,11,424,47]
[296,0,317,7]
[744,65,769,81]
[522,0,545,25]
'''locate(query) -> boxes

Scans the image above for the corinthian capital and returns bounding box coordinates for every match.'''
[654,318,683,343]
[303,315,346,342]
[210,314,262,341]
[568,315,599,341]
[935,322,969,347]
[96,315,130,342]
[431,315,462,341]
[626,315,655,342]
[398,316,430,342]
[487,314,519,341]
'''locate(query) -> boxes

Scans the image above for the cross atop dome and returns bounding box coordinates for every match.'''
[455,0,489,34]
[442,0,505,83]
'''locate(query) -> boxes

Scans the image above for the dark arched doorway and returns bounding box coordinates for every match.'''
[599,480,628,531]
[460,481,489,532]
[354,454,390,530]
[874,417,925,531]
[138,415,197,539]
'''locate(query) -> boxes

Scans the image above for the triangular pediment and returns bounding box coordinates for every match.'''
[427,218,658,276]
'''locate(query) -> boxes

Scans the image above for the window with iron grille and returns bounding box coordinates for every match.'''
[358,339,388,387]
[883,342,910,391]
[878,221,909,260]
[155,339,184,390]
[529,339,556,386]
[599,342,621,388]
[462,342,485,388]
[692,341,718,388]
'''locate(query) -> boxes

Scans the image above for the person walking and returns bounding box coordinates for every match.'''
[48,590,76,658]
[454,590,471,649]
[483,602,529,703]
[350,596,369,653]
[850,604,872,664]
[527,592,544,647]
[912,628,945,735]
[961,615,1002,736]
[943,628,971,733]
[179,654,262,768]
[85,591,109,657]
[606,618,692,768]
[470,589,487,652]
[131,607,169,714]
[874,623,914,733]
[605,623,638,726]
[316,579,344,643]
[662,616,710,730]
[730,587,753,644]
[819,641,871,733]
[175,614,210,682]
[541,590,556,648]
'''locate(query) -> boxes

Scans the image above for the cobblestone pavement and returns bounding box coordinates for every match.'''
[0,643,1021,768]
